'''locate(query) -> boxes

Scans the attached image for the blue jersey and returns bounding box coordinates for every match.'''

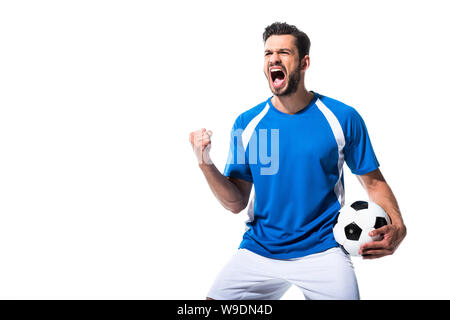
[223,92,379,259]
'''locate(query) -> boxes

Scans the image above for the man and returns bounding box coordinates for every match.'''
[189,22,406,300]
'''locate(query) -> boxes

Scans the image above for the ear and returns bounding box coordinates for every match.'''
[301,55,310,71]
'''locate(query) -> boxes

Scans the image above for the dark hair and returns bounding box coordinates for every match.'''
[263,22,311,61]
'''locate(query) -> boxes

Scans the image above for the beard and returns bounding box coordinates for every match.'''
[269,62,302,97]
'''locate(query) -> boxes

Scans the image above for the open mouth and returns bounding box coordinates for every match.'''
[270,67,286,89]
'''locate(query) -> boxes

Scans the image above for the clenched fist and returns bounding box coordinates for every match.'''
[189,128,213,165]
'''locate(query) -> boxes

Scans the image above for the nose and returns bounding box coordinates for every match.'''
[269,52,281,65]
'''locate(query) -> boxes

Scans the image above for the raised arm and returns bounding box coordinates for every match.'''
[189,128,253,214]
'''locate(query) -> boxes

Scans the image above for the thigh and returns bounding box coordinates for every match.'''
[207,249,291,300]
[287,247,360,300]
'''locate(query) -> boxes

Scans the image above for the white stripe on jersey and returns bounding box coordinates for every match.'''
[241,102,270,151]
[316,98,346,207]
[240,102,270,228]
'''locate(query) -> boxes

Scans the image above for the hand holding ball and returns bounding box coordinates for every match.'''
[333,200,391,257]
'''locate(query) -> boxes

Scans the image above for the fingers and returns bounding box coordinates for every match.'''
[189,129,213,164]
[199,130,212,151]
[189,128,213,147]
[362,250,391,260]
[368,225,389,237]
[361,245,395,259]
[359,237,395,259]
[360,225,392,258]
[359,240,384,255]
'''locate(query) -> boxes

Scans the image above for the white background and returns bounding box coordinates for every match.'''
[0,0,449,299]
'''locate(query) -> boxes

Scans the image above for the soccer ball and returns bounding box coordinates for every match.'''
[333,200,391,256]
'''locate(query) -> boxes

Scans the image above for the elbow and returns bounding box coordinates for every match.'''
[225,201,248,214]
[230,206,244,214]
[401,224,407,238]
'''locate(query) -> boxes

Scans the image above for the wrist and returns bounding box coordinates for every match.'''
[198,160,213,170]
[197,152,212,166]
[391,219,407,234]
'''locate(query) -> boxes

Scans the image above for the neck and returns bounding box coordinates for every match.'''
[271,85,314,115]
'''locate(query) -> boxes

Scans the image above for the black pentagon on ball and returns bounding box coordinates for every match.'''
[374,216,388,229]
[350,200,368,211]
[344,222,362,241]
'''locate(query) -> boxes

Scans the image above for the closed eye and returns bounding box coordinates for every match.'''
[264,49,291,56]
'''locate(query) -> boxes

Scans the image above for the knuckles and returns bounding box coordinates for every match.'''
[189,129,212,150]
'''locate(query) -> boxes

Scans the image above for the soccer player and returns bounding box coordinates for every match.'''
[189,22,406,300]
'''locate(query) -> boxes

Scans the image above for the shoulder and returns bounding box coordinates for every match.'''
[232,99,270,129]
[317,94,358,117]
[316,92,361,121]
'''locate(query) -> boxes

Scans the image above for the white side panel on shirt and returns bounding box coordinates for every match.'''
[315,98,346,207]
[240,102,270,227]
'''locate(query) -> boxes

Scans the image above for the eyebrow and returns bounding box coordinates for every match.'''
[264,48,293,53]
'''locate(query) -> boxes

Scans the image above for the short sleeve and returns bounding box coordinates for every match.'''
[223,117,253,182]
[344,109,380,175]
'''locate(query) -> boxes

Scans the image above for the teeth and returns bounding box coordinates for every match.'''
[270,68,282,72]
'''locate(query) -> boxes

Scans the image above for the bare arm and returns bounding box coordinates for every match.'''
[199,163,252,213]
[356,168,407,259]
[189,128,252,214]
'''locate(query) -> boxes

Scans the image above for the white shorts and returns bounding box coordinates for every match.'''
[207,247,359,300]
